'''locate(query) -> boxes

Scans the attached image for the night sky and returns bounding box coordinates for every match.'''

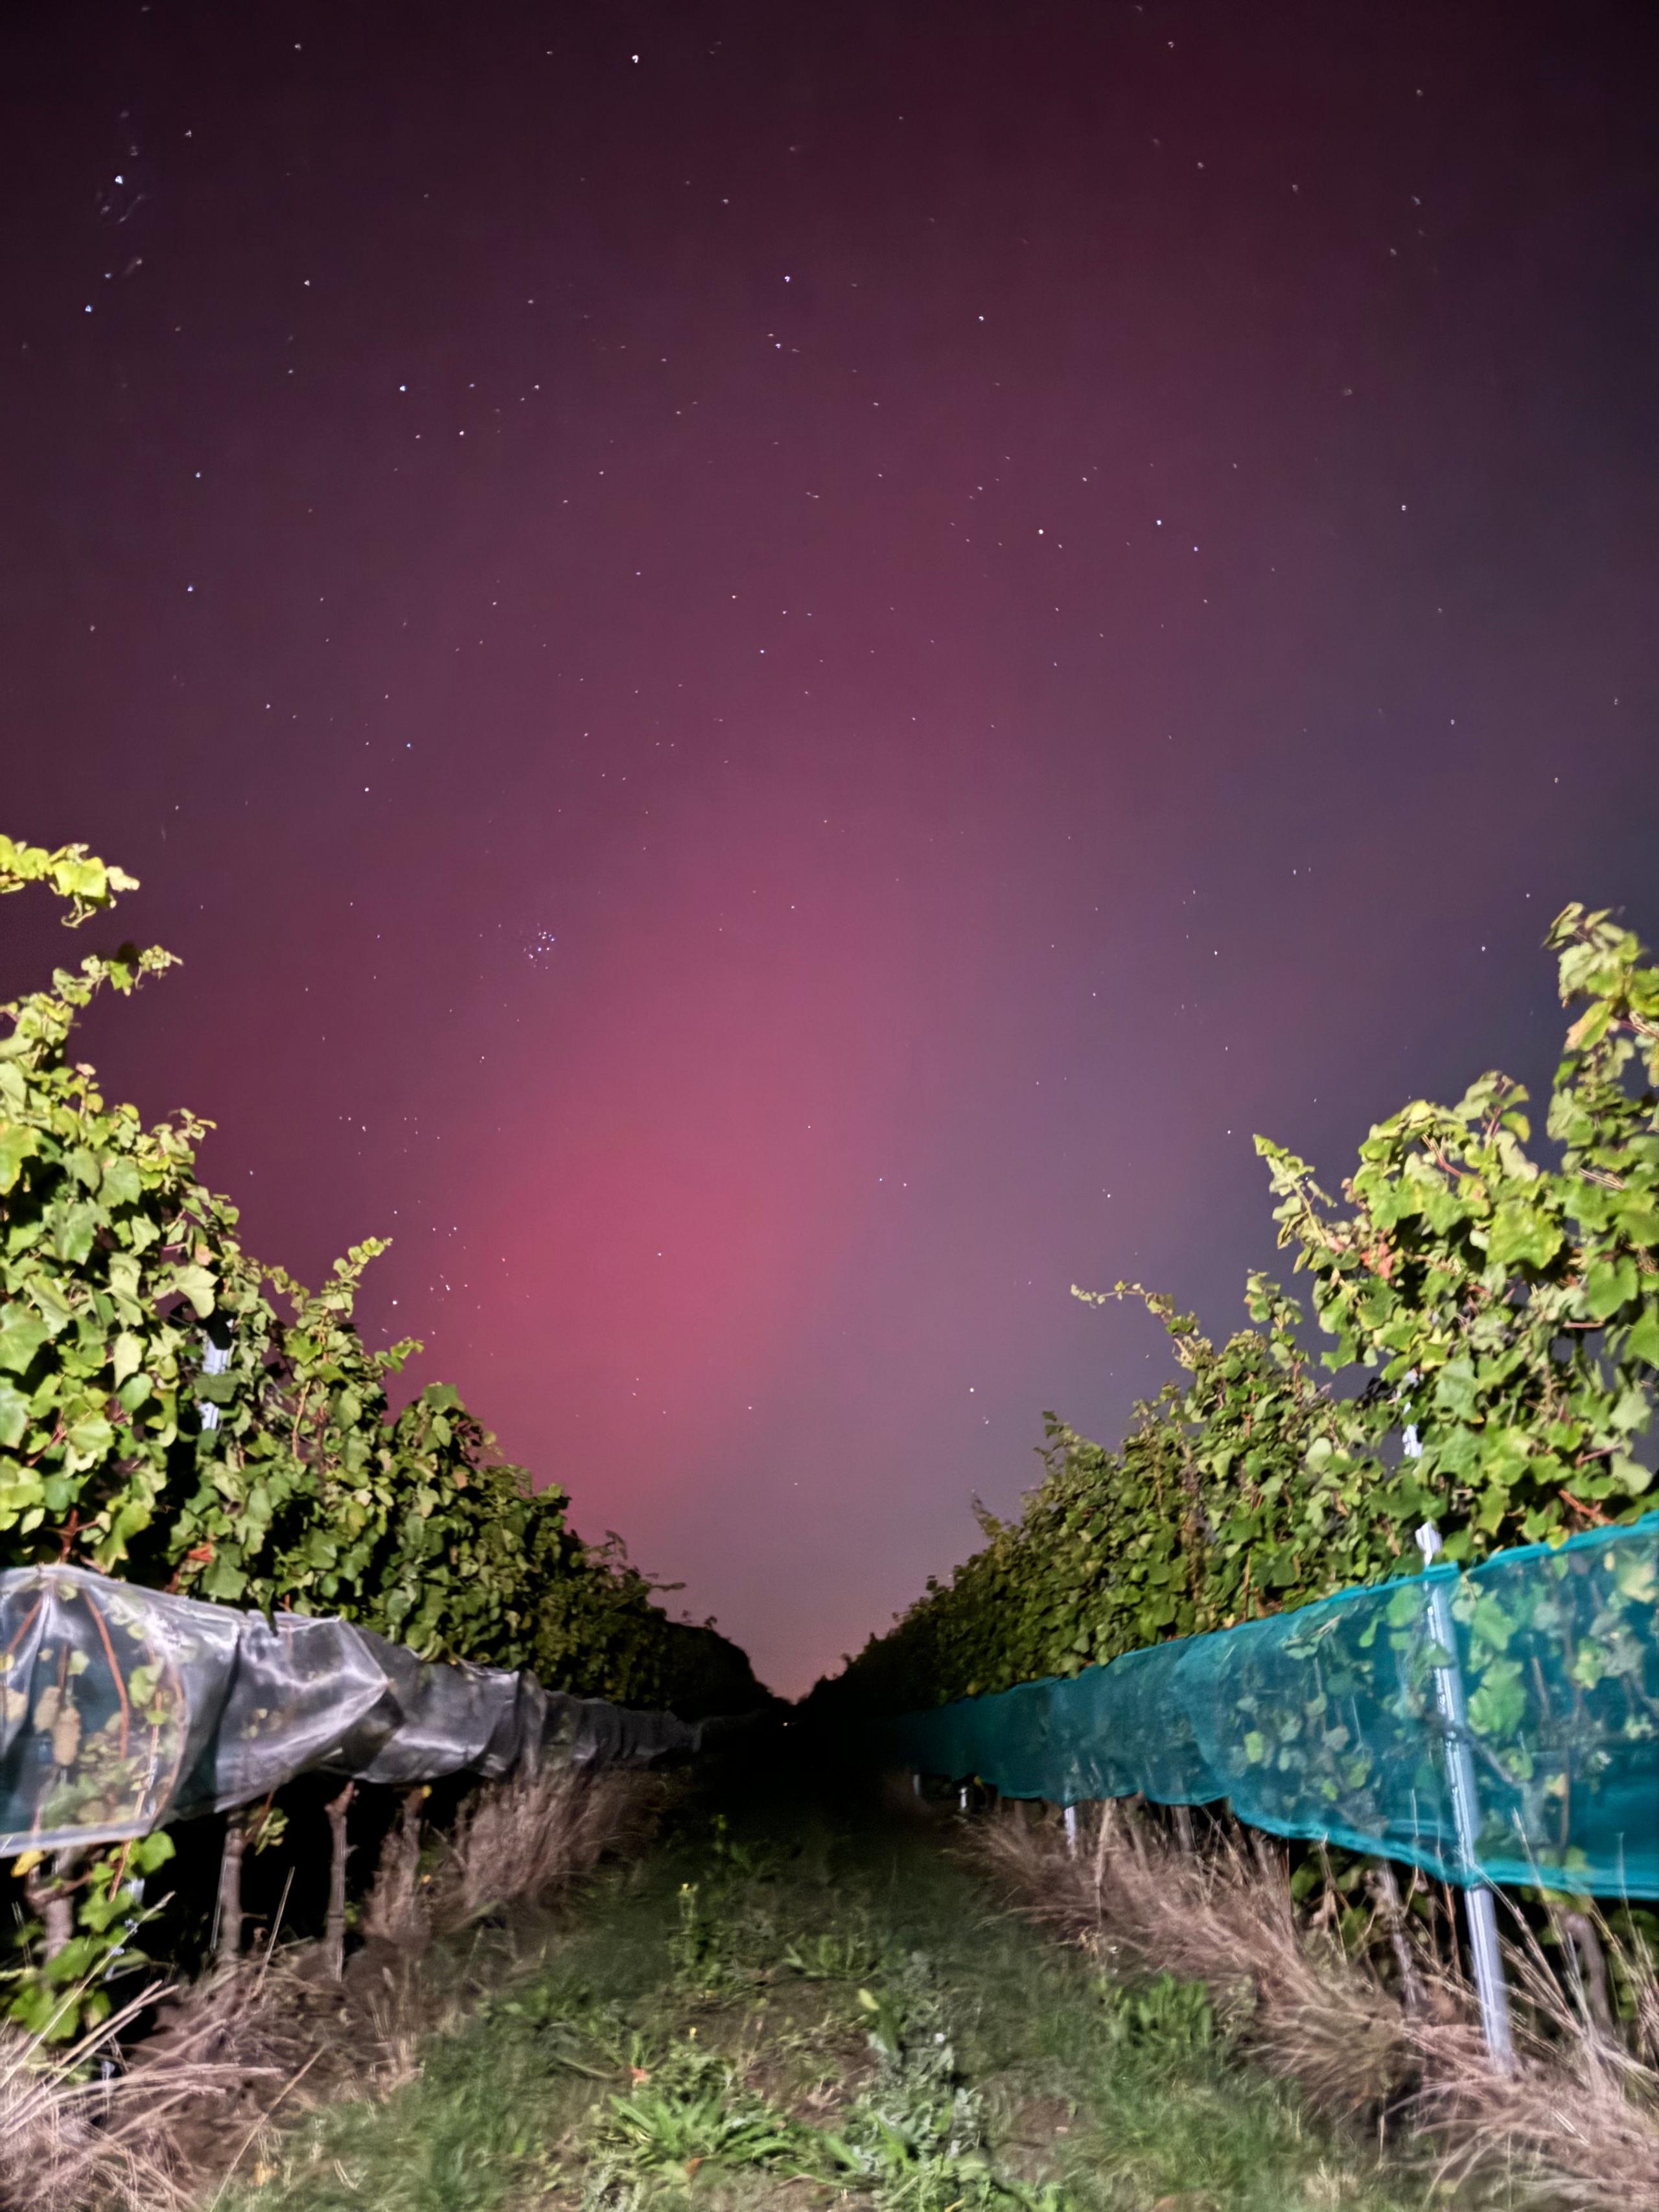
[5,2,1657,1694]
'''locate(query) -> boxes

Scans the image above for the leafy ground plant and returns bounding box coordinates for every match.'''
[588,2034,807,2185]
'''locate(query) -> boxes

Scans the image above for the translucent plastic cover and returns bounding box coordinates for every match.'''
[0,1570,702,1855]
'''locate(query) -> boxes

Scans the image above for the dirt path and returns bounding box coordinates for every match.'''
[227,1767,1420,2212]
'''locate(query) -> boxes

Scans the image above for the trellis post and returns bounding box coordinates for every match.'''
[1416,1524,1514,2070]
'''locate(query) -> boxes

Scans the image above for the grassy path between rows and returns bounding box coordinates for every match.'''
[231,1768,1423,2212]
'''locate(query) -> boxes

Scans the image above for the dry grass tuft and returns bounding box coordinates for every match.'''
[0,1993,185,2212]
[964,1799,1659,2211]
[428,1762,662,1931]
[0,1767,666,2210]
[107,1944,399,2204]
[362,1786,431,1953]
[0,1975,291,2212]
[1410,1908,1659,2212]
[969,1800,1414,2119]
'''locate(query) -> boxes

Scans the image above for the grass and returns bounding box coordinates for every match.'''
[215,1865,680,2212]
[0,1767,669,2212]
[967,1793,1659,2211]
[217,1769,1424,2212]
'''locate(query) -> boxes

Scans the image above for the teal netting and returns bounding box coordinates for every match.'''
[888,1515,1659,1898]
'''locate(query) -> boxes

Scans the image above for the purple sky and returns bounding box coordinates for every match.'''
[5,1,1657,1692]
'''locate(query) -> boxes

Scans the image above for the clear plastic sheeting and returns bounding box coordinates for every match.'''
[345,1633,535,1788]
[888,1514,1659,1899]
[210,1609,410,1809]
[0,1567,703,1855]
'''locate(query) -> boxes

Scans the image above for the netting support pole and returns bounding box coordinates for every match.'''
[912,1771,922,1799]
[1063,1803,1079,1857]
[1416,1525,1514,2071]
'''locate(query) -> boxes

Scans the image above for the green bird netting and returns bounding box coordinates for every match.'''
[888,1514,1659,1898]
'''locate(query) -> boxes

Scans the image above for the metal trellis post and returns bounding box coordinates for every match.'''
[1415,1523,1514,2070]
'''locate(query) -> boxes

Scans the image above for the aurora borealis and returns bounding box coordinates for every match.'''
[4,1,1657,1691]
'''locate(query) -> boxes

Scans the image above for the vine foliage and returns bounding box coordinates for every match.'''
[829,905,1658,1716]
[0,835,555,1662]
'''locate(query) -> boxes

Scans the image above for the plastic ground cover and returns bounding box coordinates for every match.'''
[888,1514,1659,1898]
[0,1566,702,1854]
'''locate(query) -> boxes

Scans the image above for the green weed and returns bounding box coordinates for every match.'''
[1092,1969,1218,2061]
[666,1881,726,1992]
[594,2036,806,2174]
[817,1955,1071,2211]
[780,1927,892,1981]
